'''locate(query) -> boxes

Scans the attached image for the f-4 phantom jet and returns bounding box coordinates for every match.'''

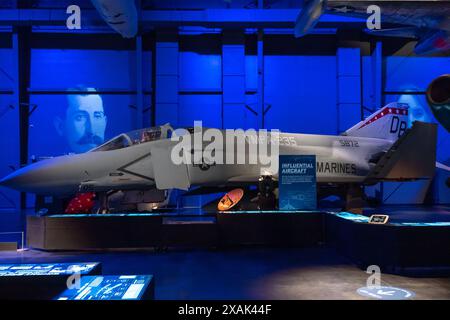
[0,102,437,212]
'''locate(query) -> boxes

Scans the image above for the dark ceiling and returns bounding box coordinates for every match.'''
[0,0,303,10]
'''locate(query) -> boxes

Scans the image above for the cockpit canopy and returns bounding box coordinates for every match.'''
[91,124,173,152]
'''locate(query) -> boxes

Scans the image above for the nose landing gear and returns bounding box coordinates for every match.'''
[257,175,277,211]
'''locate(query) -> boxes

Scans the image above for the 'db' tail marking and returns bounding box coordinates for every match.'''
[358,107,408,129]
[344,102,409,141]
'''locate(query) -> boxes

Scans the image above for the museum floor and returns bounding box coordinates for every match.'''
[0,246,449,300]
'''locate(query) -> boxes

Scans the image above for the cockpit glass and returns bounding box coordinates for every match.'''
[90,126,166,152]
[91,134,131,152]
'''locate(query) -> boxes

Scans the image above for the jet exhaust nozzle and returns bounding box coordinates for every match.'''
[294,0,327,38]
[426,74,450,132]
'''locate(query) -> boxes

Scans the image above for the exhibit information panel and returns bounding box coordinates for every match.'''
[0,263,100,277]
[56,275,154,300]
[278,155,317,210]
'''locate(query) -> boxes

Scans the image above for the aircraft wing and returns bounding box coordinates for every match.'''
[150,140,191,191]
[326,0,450,31]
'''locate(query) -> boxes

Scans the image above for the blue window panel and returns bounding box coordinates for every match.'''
[385,57,450,92]
[263,55,337,134]
[142,52,153,90]
[245,55,257,91]
[338,76,361,104]
[28,94,138,158]
[244,94,259,129]
[339,103,361,133]
[179,52,221,91]
[155,103,178,126]
[337,48,361,77]
[223,46,245,76]
[362,56,375,112]
[223,76,245,104]
[178,95,221,128]
[337,48,361,133]
[223,104,258,129]
[0,49,14,91]
[156,75,178,104]
[156,44,179,76]
[0,94,19,210]
[30,49,151,90]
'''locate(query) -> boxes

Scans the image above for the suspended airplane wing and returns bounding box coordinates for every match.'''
[90,0,138,38]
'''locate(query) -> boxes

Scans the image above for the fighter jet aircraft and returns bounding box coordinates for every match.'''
[0,102,437,212]
[295,0,450,54]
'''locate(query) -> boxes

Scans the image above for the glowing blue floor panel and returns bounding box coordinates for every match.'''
[0,262,100,277]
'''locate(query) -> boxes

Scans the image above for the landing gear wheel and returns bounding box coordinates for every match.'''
[257,175,277,211]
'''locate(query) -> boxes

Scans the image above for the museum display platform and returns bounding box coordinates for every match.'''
[25,205,450,275]
[26,211,324,250]
[326,209,450,275]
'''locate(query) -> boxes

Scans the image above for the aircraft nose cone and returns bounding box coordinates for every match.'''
[0,175,10,186]
[0,156,86,195]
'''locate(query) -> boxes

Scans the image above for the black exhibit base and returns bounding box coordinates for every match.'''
[26,209,450,275]
[27,212,324,250]
[326,213,450,275]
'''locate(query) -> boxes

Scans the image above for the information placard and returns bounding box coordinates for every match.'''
[278,155,317,210]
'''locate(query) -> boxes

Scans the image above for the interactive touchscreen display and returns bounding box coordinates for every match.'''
[56,275,153,300]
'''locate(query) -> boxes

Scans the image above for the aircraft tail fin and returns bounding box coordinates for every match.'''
[364,121,437,182]
[343,102,409,141]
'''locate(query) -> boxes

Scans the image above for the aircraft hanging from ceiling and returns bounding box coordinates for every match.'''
[295,0,450,54]
[90,0,138,38]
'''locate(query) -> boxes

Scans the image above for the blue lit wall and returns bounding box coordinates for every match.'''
[0,46,19,211]
[27,49,153,158]
[263,55,337,133]
[178,36,223,128]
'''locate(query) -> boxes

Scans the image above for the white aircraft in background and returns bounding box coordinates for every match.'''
[296,0,450,54]
[89,0,450,55]
[90,0,138,38]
